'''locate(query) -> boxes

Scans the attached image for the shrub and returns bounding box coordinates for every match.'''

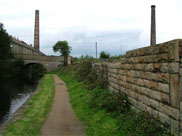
[100,51,110,59]
[75,61,106,89]
[76,61,92,82]
[89,89,130,114]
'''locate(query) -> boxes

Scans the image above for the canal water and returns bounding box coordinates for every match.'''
[0,82,36,126]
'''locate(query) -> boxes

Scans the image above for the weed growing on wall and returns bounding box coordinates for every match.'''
[75,61,107,89]
[89,88,130,114]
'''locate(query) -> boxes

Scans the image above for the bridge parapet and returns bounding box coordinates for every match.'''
[11,38,45,56]
[14,54,64,62]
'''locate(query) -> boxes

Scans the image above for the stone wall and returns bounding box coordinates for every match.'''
[93,39,182,136]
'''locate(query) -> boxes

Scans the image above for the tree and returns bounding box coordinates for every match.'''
[100,51,110,59]
[0,23,13,83]
[53,41,72,65]
[0,23,13,60]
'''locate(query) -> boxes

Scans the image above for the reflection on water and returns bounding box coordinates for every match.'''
[0,82,36,126]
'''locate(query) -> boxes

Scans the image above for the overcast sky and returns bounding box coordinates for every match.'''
[0,0,182,57]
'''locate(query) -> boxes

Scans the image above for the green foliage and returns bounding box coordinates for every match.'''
[79,55,94,59]
[100,51,110,59]
[74,55,95,63]
[0,23,13,84]
[0,61,9,83]
[110,54,125,60]
[76,61,92,82]
[7,58,25,81]
[0,59,26,84]
[25,63,47,84]
[89,89,130,114]
[0,23,13,60]
[75,61,106,89]
[53,40,71,56]
[117,112,168,136]
[53,40,72,65]
[4,74,55,136]
[54,65,168,136]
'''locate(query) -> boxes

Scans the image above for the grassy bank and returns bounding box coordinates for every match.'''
[54,64,168,136]
[3,74,54,136]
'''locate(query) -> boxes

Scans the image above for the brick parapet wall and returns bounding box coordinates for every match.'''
[93,39,182,136]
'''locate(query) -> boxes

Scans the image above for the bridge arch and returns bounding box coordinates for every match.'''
[24,60,62,72]
[25,62,46,72]
[14,54,65,72]
[24,61,47,71]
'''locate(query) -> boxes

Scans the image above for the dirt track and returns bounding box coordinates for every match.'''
[41,75,85,136]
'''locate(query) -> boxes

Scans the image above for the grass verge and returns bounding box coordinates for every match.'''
[3,74,54,136]
[53,66,168,136]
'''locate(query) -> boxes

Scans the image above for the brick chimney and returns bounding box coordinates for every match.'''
[150,5,156,46]
[34,10,39,50]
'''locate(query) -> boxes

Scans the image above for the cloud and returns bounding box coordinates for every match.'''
[1,0,182,57]
[40,27,144,57]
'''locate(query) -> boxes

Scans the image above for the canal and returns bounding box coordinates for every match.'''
[0,82,37,126]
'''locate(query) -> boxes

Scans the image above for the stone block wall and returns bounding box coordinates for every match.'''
[93,39,182,136]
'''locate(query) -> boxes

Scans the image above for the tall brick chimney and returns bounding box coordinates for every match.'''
[150,5,156,46]
[34,10,39,50]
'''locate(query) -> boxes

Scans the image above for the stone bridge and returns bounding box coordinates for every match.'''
[11,38,71,72]
[14,54,65,72]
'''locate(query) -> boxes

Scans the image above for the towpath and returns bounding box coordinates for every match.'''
[41,75,85,136]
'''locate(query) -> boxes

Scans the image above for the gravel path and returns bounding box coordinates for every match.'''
[41,75,85,136]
